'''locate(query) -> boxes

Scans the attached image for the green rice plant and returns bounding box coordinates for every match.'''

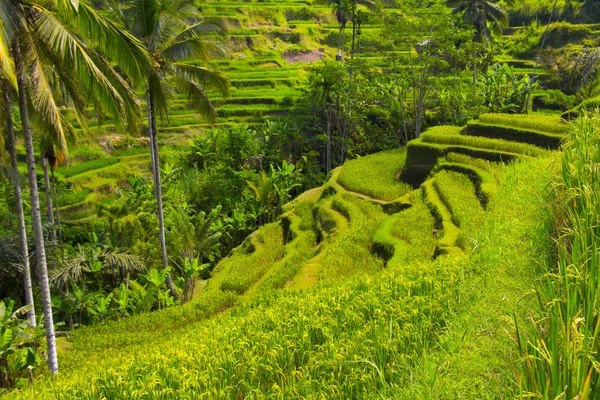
[12,253,460,399]
[421,178,461,257]
[514,114,600,398]
[477,113,570,134]
[444,152,495,172]
[432,170,485,251]
[56,189,92,208]
[464,121,565,149]
[248,201,318,295]
[434,162,497,209]
[402,140,521,186]
[217,223,286,295]
[372,192,436,268]
[388,194,436,264]
[337,148,412,201]
[316,194,387,282]
[58,157,120,179]
[420,129,549,157]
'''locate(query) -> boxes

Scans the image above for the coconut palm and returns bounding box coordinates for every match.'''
[453,0,513,92]
[111,0,230,300]
[328,0,352,61]
[3,0,150,374]
[0,79,36,328]
[349,0,376,60]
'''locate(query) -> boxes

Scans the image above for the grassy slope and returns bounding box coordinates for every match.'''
[395,156,555,398]
[4,114,563,398]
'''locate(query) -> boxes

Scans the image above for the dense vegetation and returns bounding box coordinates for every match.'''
[1,0,600,397]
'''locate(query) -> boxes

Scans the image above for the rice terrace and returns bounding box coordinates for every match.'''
[1,0,600,398]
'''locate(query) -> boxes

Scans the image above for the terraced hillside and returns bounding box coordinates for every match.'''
[6,113,567,398]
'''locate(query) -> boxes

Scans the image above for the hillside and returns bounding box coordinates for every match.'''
[5,0,600,397]
[3,112,570,398]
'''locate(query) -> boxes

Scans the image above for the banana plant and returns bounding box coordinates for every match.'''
[0,301,37,389]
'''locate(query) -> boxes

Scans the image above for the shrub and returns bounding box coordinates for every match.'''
[532,90,576,111]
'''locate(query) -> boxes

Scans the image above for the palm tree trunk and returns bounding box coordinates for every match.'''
[146,90,179,301]
[472,50,477,106]
[41,156,56,242]
[2,79,36,328]
[326,107,332,174]
[50,165,62,242]
[13,41,58,374]
[350,1,357,60]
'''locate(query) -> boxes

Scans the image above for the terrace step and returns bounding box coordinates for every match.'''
[421,179,462,258]
[463,122,565,149]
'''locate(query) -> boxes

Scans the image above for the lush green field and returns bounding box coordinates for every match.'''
[3,112,570,398]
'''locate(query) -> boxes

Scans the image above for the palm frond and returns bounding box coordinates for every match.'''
[32,5,137,130]
[56,0,151,84]
[170,63,230,97]
[101,249,146,274]
[171,74,217,123]
[160,18,226,52]
[161,37,227,64]
[0,163,25,187]
[22,34,70,157]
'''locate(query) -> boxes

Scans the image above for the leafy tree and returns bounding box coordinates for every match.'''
[111,0,230,300]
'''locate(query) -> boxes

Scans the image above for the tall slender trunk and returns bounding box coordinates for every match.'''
[41,156,56,242]
[50,165,62,242]
[350,1,357,60]
[146,90,179,301]
[13,41,58,374]
[472,50,477,106]
[337,28,344,62]
[326,107,332,174]
[2,79,36,328]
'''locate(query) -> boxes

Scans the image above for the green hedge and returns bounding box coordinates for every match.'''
[464,121,565,149]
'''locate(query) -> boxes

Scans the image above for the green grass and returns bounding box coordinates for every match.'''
[420,128,549,157]
[337,148,412,201]
[391,156,555,398]
[465,121,566,149]
[421,178,461,257]
[216,222,286,295]
[514,115,600,398]
[433,170,486,251]
[478,113,570,134]
[58,157,120,179]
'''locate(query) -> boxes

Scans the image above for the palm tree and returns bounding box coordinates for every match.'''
[328,0,352,61]
[3,0,150,374]
[453,0,513,94]
[349,0,375,60]
[112,0,230,300]
[0,79,36,328]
